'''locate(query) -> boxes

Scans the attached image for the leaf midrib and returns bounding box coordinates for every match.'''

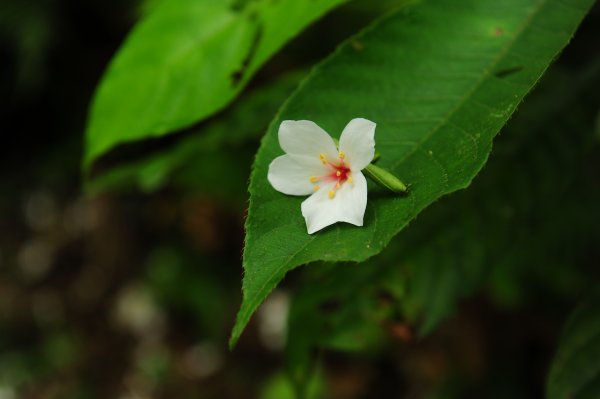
[390,0,547,175]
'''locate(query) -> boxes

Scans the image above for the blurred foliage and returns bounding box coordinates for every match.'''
[260,370,326,399]
[547,288,600,399]
[0,0,55,97]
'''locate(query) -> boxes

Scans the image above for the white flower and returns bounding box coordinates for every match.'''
[267,118,376,234]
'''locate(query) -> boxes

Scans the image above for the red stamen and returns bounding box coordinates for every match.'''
[329,162,351,184]
[313,155,352,199]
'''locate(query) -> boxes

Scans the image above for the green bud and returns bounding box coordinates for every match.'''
[363,163,408,194]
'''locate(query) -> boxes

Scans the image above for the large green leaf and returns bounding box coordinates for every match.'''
[284,61,600,390]
[83,0,346,169]
[231,0,595,346]
[547,289,600,399]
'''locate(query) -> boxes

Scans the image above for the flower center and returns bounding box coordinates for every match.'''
[311,152,353,199]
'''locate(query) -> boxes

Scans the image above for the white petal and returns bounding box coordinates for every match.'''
[301,171,368,234]
[339,118,376,171]
[268,155,324,196]
[278,120,339,164]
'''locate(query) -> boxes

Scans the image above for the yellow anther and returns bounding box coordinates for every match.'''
[314,185,320,191]
[336,170,341,177]
[339,151,345,159]
[319,153,328,165]
[309,176,318,183]
[347,175,353,183]
[328,190,335,199]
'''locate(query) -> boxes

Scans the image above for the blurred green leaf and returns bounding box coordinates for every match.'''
[86,71,305,203]
[83,0,346,170]
[137,345,170,381]
[260,370,326,399]
[146,246,232,340]
[232,0,595,347]
[286,261,402,391]
[547,288,600,399]
[43,330,78,370]
[0,0,54,96]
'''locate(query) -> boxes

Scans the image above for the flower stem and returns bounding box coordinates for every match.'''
[363,163,408,194]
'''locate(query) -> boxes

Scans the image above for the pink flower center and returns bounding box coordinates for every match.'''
[330,163,351,184]
[311,152,353,199]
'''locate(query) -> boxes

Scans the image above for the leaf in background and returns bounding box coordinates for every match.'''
[231,0,596,347]
[86,72,305,203]
[145,244,244,342]
[259,370,326,399]
[83,0,347,170]
[286,261,404,391]
[547,288,600,399]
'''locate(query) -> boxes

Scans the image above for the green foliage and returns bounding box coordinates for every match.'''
[286,261,402,391]
[5,0,598,395]
[83,0,346,170]
[260,370,325,399]
[232,0,595,347]
[547,289,600,399]
[146,246,231,340]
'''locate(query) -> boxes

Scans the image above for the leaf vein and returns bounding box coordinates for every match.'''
[390,0,547,172]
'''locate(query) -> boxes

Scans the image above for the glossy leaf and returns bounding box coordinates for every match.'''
[284,62,600,387]
[231,0,595,346]
[83,0,346,169]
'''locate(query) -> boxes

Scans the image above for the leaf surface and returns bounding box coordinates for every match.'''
[231,0,595,346]
[285,62,600,389]
[83,0,346,169]
[377,63,600,333]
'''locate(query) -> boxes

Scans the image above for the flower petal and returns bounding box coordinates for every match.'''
[279,120,339,164]
[268,155,324,196]
[338,118,376,171]
[300,171,368,234]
